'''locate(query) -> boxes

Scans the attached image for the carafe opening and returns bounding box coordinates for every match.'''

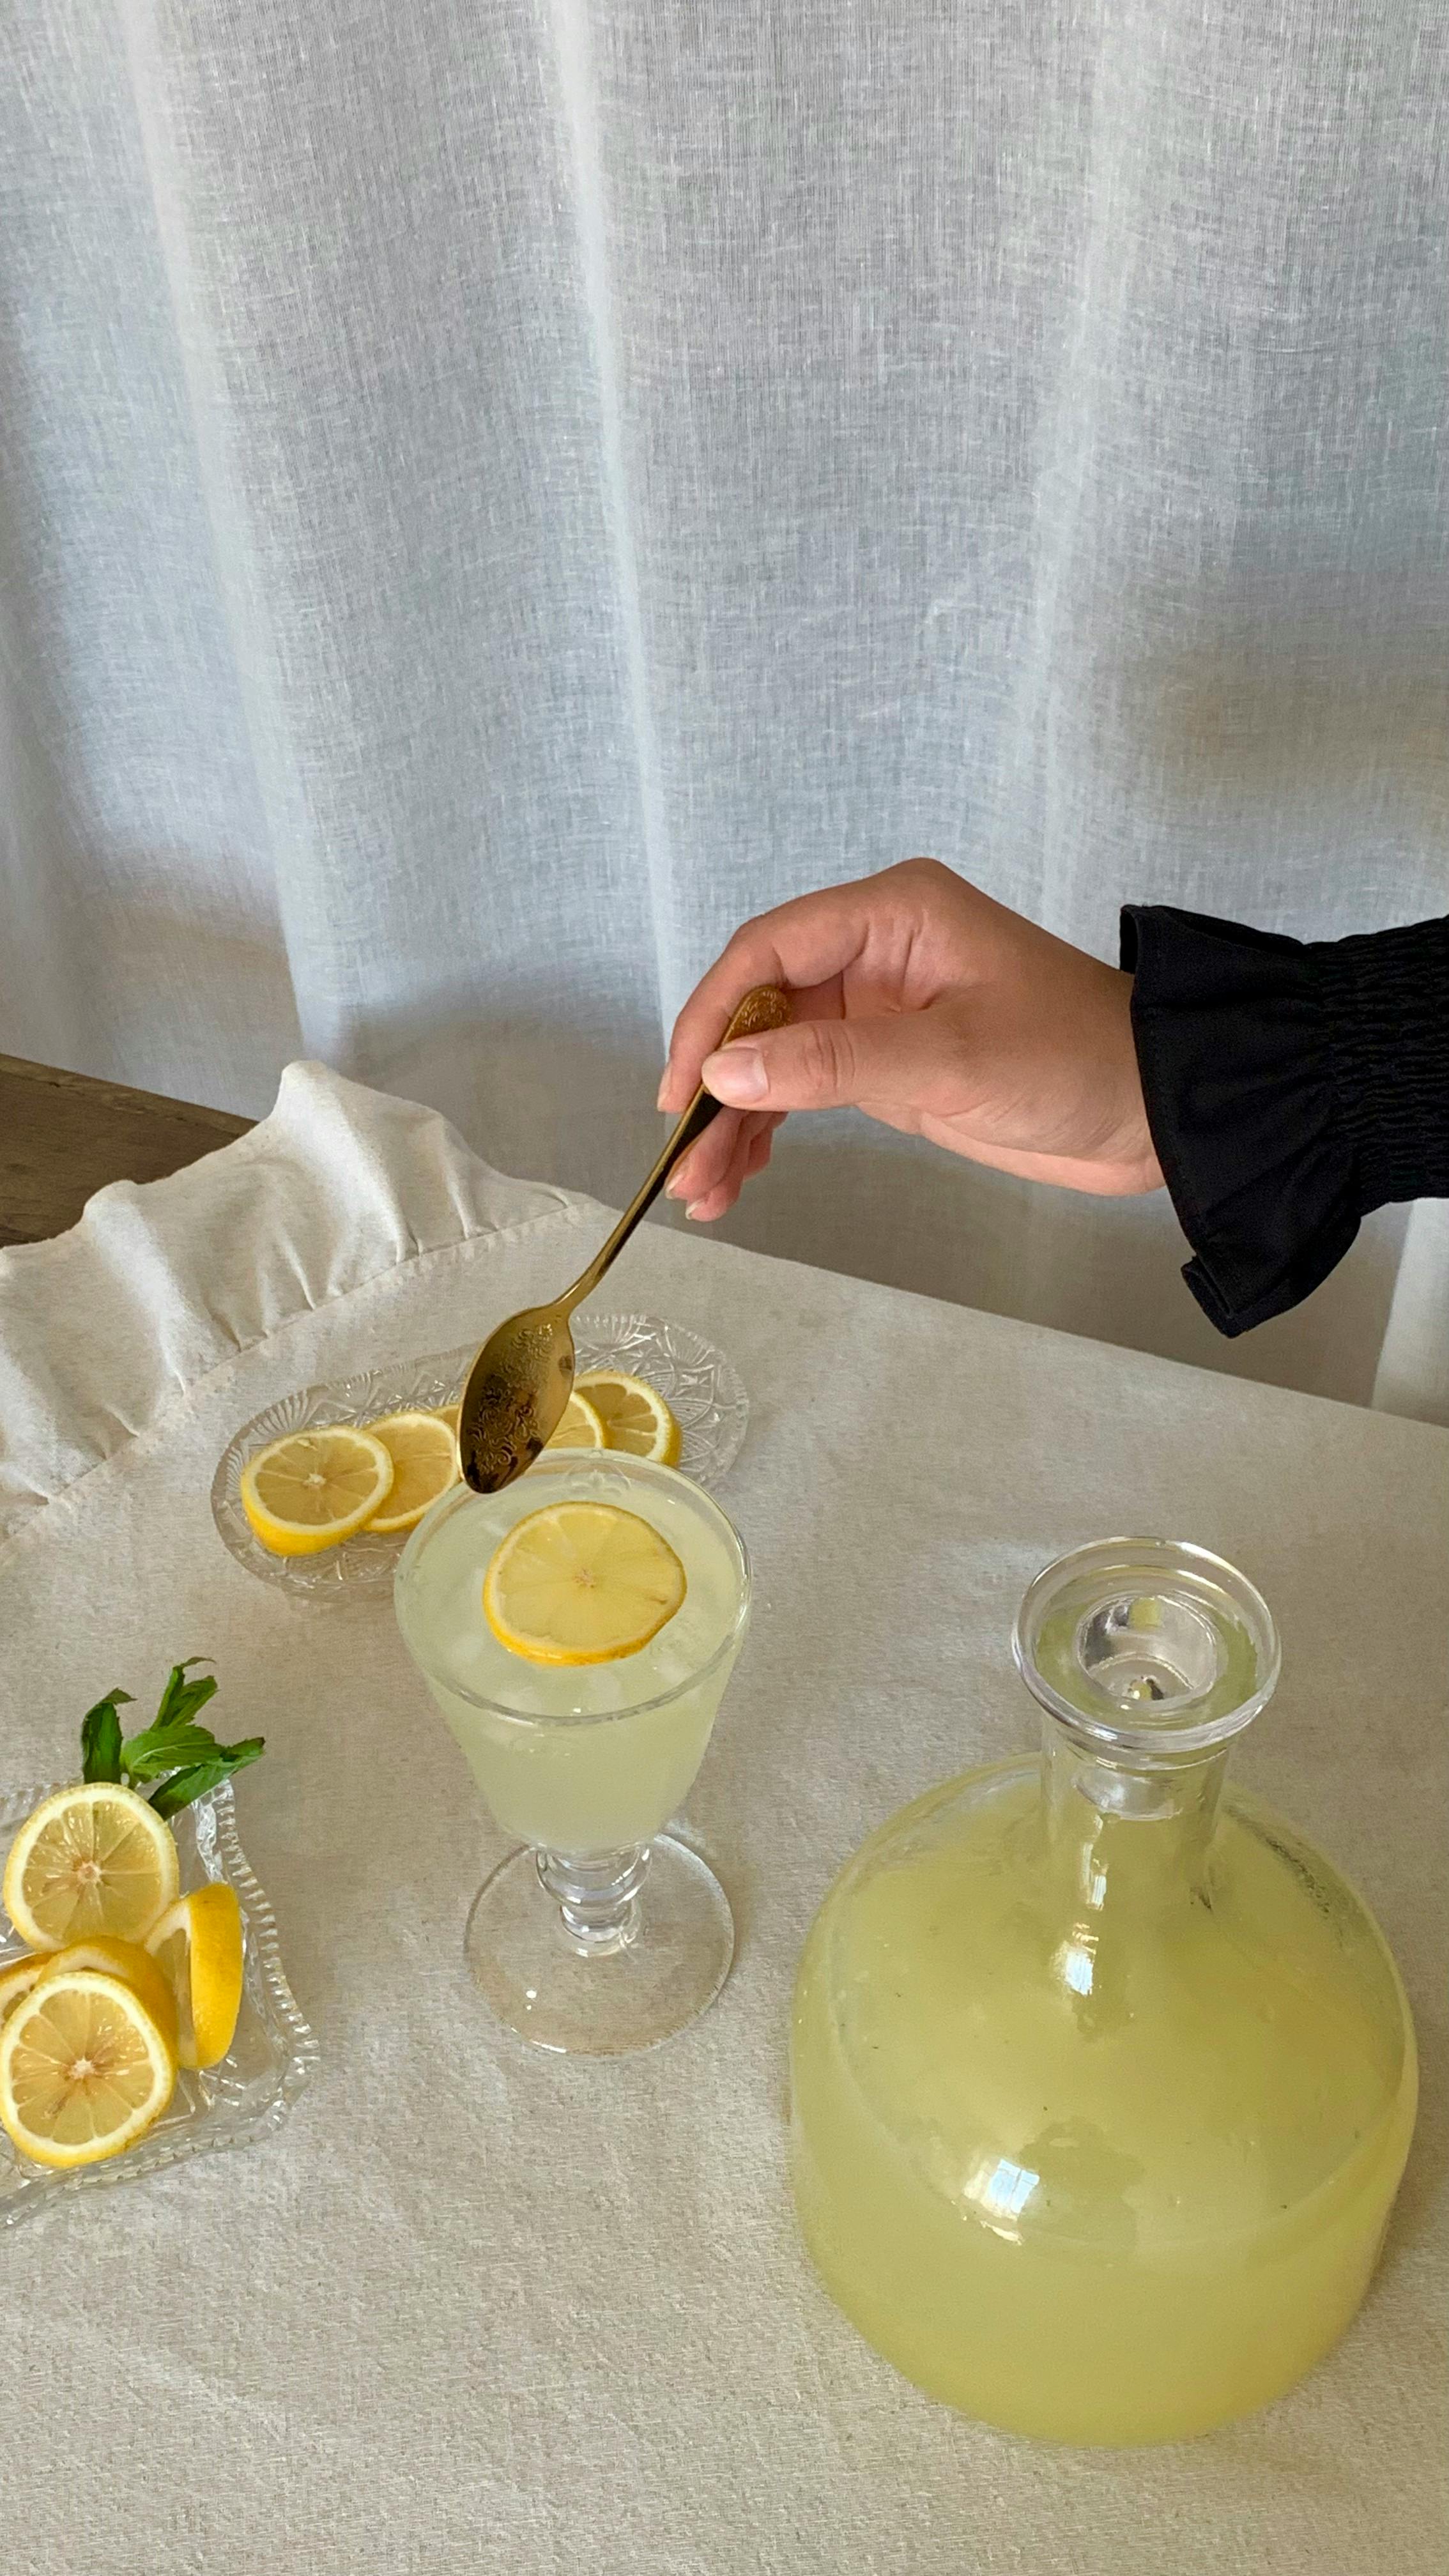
[1013,1538,1280,1762]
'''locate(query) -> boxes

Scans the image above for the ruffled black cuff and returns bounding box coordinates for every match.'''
[1121,907,1449,1337]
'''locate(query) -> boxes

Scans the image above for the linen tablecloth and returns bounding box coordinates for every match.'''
[1,1066,1444,2575]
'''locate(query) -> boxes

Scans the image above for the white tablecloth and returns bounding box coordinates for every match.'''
[1,1067,1445,2575]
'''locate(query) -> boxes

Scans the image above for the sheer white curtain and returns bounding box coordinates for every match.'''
[3,2,1445,1417]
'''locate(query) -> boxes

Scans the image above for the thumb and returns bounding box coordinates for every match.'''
[702,1012,955,1116]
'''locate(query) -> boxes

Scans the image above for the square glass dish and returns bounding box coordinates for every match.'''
[0,1781,316,2228]
[211,1311,748,1602]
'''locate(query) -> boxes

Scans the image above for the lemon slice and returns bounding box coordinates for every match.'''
[483,1502,686,1664]
[0,1958,42,2025]
[545,1390,607,1452]
[34,1934,178,2056]
[240,1425,394,1555]
[363,1409,461,1536]
[3,1782,180,1950]
[0,1968,176,2168]
[575,1369,682,1466]
[145,1885,245,2070]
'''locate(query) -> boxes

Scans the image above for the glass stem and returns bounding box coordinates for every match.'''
[537,1844,650,1957]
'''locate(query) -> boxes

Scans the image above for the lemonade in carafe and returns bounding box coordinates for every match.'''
[789,1541,1416,2444]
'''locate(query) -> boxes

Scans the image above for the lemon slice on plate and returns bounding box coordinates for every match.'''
[0,1958,42,2025]
[575,1369,681,1466]
[145,1885,245,2070]
[483,1502,687,1664]
[3,1782,180,1949]
[0,1968,176,2168]
[240,1425,394,1555]
[545,1390,606,1452]
[364,1409,461,1536]
[33,1934,179,2055]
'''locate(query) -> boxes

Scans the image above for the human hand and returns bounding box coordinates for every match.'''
[658,859,1162,1218]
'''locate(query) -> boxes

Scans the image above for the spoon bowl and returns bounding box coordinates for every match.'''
[457,985,788,1493]
[457,1304,579,1493]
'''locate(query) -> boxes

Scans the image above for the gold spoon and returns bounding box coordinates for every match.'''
[457,985,790,1492]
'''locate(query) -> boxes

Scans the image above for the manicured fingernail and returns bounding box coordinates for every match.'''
[656,1071,671,1110]
[702,1045,765,1104]
[686,1198,712,1220]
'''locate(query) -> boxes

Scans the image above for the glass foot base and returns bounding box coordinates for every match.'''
[463,1835,734,2057]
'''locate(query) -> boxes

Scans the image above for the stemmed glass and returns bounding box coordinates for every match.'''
[395,1452,751,2055]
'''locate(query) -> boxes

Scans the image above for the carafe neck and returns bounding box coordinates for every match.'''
[1013,1536,1280,1917]
[1039,1716,1229,1907]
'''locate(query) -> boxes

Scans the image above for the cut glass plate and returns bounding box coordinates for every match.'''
[0,1781,316,2228]
[211,1313,747,1601]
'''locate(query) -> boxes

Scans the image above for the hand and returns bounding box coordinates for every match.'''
[659,859,1162,1219]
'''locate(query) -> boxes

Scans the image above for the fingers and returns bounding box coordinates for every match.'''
[667,1109,781,1222]
[668,1003,965,1216]
[664,1103,750,1208]
[698,1008,962,1121]
[684,1114,778,1221]
[658,881,889,1113]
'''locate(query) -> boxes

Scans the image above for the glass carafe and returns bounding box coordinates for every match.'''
[789,1540,1416,2445]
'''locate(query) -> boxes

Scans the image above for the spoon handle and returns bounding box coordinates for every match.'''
[562,985,790,1310]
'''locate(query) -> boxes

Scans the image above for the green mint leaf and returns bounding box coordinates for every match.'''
[148,1758,231,1818]
[218,1736,265,1770]
[167,1679,220,1733]
[79,1691,131,1783]
[120,1723,225,1781]
[146,1736,264,1820]
[153,1660,217,1733]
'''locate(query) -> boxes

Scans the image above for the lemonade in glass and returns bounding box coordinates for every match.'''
[395,1451,750,2054]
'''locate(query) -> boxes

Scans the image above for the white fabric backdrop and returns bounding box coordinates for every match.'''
[2,3,1446,1417]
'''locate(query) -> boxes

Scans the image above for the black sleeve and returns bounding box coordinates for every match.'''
[1119,906,1449,1337]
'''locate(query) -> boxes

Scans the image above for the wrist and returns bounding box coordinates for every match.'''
[1103,967,1162,1188]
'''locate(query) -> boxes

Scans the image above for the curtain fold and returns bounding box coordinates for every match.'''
[3,2,1446,1415]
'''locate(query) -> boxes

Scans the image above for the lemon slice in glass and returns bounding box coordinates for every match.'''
[145,1883,245,2069]
[0,1968,176,2168]
[240,1425,394,1554]
[364,1409,461,1536]
[574,1370,681,1466]
[483,1502,686,1664]
[3,1782,180,1949]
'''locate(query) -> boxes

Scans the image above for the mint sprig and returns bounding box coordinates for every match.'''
[79,1660,263,1815]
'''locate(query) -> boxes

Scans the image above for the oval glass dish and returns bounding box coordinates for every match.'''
[211,1314,748,1602]
[0,1780,316,2228]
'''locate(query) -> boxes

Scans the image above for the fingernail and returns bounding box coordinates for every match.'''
[702,1045,766,1105]
[656,1071,671,1110]
[686,1200,709,1220]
